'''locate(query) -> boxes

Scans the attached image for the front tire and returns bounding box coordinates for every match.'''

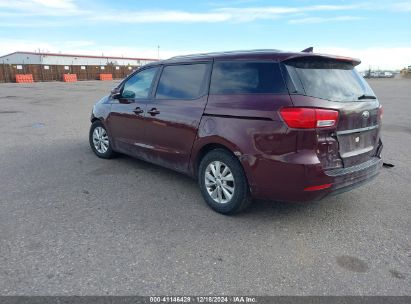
[198,149,251,215]
[89,121,115,159]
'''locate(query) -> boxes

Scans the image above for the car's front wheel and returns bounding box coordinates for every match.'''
[89,121,115,159]
[198,149,251,215]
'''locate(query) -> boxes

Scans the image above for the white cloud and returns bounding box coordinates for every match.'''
[0,0,84,16]
[217,4,360,15]
[30,0,76,9]
[316,46,411,70]
[0,38,206,60]
[0,1,409,23]
[207,0,259,7]
[0,39,96,57]
[0,1,363,23]
[1,38,409,70]
[0,20,69,27]
[390,1,411,11]
[92,4,361,24]
[289,16,364,24]
[91,10,231,23]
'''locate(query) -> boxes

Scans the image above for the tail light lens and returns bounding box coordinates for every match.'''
[279,107,339,129]
[304,183,332,191]
[378,105,383,120]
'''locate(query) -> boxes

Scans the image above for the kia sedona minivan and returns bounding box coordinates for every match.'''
[89,49,383,214]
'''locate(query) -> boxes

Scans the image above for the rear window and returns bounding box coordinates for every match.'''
[155,63,209,99]
[284,59,375,102]
[210,61,287,94]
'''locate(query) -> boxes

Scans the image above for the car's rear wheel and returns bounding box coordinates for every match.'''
[89,121,115,159]
[198,149,251,214]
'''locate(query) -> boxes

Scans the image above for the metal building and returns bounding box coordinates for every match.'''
[0,51,158,82]
[0,51,157,66]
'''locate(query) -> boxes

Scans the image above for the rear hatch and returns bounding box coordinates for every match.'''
[282,56,382,168]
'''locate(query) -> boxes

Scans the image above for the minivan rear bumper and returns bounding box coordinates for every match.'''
[323,157,382,197]
[248,155,382,202]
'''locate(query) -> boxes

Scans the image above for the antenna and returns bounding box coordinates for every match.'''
[301,47,314,53]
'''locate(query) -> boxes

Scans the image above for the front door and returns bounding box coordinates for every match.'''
[142,63,211,172]
[107,66,159,157]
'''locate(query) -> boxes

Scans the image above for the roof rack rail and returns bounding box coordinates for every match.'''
[169,49,282,60]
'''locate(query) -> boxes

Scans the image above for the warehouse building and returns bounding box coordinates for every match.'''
[0,51,156,66]
[0,51,157,83]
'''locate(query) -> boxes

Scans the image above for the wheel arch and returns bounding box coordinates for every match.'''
[190,138,255,194]
[91,117,100,123]
[194,143,235,174]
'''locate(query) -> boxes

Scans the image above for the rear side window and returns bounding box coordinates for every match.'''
[210,61,287,94]
[156,63,209,99]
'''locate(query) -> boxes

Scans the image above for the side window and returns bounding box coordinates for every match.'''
[210,61,287,94]
[155,64,208,99]
[122,67,159,99]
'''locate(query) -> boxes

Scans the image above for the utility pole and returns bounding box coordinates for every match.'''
[157,45,160,60]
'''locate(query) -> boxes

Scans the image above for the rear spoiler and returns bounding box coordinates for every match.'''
[283,47,361,66]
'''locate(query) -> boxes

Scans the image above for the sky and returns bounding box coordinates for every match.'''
[0,0,410,70]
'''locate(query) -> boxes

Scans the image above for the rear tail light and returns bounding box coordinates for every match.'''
[279,107,339,129]
[378,105,383,120]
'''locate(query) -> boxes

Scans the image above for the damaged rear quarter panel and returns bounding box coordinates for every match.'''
[191,93,296,196]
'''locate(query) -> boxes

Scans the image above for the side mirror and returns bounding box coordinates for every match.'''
[111,87,121,99]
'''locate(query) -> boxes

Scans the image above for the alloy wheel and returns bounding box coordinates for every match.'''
[205,160,235,204]
[92,126,109,154]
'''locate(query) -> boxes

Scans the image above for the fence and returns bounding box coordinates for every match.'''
[0,64,138,83]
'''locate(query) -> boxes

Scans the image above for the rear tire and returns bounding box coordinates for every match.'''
[198,149,251,215]
[89,121,115,159]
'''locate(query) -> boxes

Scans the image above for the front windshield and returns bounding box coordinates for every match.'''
[284,59,375,102]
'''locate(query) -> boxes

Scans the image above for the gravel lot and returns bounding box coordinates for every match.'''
[0,78,410,295]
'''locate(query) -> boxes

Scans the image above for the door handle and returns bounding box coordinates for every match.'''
[133,107,144,114]
[147,108,160,116]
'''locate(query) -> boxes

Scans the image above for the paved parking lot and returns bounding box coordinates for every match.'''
[0,79,410,295]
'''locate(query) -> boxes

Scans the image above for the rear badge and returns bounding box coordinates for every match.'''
[355,137,360,143]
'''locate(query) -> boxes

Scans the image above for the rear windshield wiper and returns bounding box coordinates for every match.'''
[358,94,376,100]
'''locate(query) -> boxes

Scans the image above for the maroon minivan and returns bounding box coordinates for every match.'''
[89,49,383,214]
